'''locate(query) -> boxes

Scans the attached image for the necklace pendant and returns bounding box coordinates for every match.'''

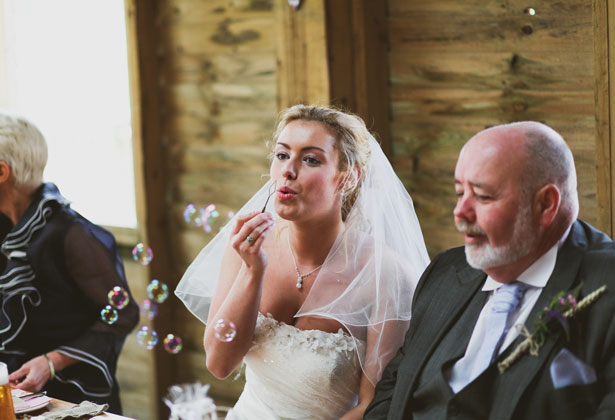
[296,275,303,289]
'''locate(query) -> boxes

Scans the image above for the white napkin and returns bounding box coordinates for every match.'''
[25,401,109,420]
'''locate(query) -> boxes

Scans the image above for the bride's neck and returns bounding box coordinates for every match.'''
[287,217,344,266]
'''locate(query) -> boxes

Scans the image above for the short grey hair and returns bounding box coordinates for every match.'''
[514,122,579,222]
[0,113,48,190]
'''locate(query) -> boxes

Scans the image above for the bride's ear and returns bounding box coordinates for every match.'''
[341,165,361,193]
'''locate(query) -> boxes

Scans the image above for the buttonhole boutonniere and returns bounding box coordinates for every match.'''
[498,284,607,374]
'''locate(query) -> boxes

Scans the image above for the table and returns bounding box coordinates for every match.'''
[17,397,136,420]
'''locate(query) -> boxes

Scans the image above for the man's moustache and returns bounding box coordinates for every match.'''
[455,221,485,236]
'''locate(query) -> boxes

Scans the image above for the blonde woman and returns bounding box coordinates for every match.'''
[176,105,429,419]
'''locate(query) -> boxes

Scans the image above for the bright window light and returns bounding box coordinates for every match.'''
[0,0,137,228]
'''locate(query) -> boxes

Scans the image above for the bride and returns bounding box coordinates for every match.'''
[175,105,430,419]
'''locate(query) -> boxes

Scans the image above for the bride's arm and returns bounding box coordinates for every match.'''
[338,374,374,420]
[339,319,405,420]
[203,211,274,379]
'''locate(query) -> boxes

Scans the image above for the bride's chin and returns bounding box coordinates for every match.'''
[274,204,301,221]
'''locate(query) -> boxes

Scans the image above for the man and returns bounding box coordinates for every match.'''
[365,122,615,419]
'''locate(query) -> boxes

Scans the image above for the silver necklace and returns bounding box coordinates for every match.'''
[287,232,324,289]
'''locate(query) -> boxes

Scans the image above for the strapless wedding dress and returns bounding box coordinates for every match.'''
[226,313,364,420]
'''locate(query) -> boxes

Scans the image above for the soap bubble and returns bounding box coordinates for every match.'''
[140,299,158,320]
[163,334,183,354]
[213,318,237,342]
[203,204,223,234]
[132,243,153,266]
[100,305,118,325]
[136,325,159,350]
[107,286,129,309]
[183,203,205,227]
[147,279,169,304]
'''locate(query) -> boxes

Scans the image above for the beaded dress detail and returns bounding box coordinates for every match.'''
[227,313,364,419]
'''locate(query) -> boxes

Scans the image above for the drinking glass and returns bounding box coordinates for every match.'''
[0,362,16,420]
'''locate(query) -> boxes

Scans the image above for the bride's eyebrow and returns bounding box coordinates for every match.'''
[276,142,326,153]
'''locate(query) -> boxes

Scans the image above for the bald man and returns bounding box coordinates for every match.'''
[364,122,615,420]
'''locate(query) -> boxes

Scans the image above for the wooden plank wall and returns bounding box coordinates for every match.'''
[387,0,604,256]
[121,0,613,418]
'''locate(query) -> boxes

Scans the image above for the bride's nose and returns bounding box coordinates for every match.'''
[282,161,297,180]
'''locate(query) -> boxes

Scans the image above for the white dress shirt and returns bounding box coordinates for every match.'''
[447,228,571,393]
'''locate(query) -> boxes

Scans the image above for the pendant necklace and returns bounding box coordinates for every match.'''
[287,232,324,289]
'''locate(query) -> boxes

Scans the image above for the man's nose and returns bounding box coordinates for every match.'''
[453,194,475,223]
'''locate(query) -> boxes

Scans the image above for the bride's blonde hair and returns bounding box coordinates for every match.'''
[270,104,372,221]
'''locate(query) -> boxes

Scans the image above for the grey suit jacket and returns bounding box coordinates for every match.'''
[365,220,615,420]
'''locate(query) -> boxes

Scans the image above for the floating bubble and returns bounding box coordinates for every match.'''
[524,7,536,15]
[132,243,153,266]
[136,325,159,349]
[227,211,235,220]
[163,334,183,354]
[101,305,118,325]
[108,286,129,309]
[140,299,158,321]
[213,318,237,342]
[203,204,224,234]
[147,279,169,303]
[183,203,206,227]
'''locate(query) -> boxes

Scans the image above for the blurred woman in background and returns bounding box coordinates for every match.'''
[0,112,138,413]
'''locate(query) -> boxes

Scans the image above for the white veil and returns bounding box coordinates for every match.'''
[175,136,430,385]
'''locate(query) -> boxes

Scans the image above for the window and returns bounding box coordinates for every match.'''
[0,0,137,228]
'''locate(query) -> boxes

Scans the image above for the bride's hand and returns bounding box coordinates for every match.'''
[231,211,274,274]
[338,403,368,420]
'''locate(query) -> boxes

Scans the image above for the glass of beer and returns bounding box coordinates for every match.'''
[0,362,16,420]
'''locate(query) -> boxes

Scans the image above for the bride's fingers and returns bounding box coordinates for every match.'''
[231,215,273,252]
[249,223,272,250]
[232,211,260,235]
[241,220,273,248]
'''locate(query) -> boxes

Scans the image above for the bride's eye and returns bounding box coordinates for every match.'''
[304,156,321,166]
[276,152,289,160]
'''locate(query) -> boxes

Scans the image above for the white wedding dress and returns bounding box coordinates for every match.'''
[226,313,365,420]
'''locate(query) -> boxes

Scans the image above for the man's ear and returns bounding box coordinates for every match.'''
[0,162,10,185]
[534,184,560,227]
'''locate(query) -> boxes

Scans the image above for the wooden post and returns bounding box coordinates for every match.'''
[274,0,330,108]
[126,1,177,418]
[325,0,391,155]
[275,0,392,154]
[594,0,614,237]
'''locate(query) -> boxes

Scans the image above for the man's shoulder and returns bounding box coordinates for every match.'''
[432,245,470,269]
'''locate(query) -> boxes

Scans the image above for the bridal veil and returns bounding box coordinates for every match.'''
[175,135,430,385]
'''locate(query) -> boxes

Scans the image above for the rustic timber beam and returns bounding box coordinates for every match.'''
[594,0,615,238]
[275,0,392,156]
[127,1,176,418]
[274,0,330,108]
[325,0,391,156]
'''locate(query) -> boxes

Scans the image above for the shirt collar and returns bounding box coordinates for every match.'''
[482,225,572,292]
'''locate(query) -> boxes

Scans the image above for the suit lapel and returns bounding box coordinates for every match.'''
[491,222,587,418]
[395,262,486,410]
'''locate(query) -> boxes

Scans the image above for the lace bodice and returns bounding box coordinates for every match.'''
[227,313,364,419]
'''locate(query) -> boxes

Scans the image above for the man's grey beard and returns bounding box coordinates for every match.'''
[456,205,536,270]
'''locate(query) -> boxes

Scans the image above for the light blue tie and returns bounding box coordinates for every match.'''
[449,281,529,392]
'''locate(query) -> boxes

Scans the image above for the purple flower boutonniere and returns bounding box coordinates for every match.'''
[498,284,607,374]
